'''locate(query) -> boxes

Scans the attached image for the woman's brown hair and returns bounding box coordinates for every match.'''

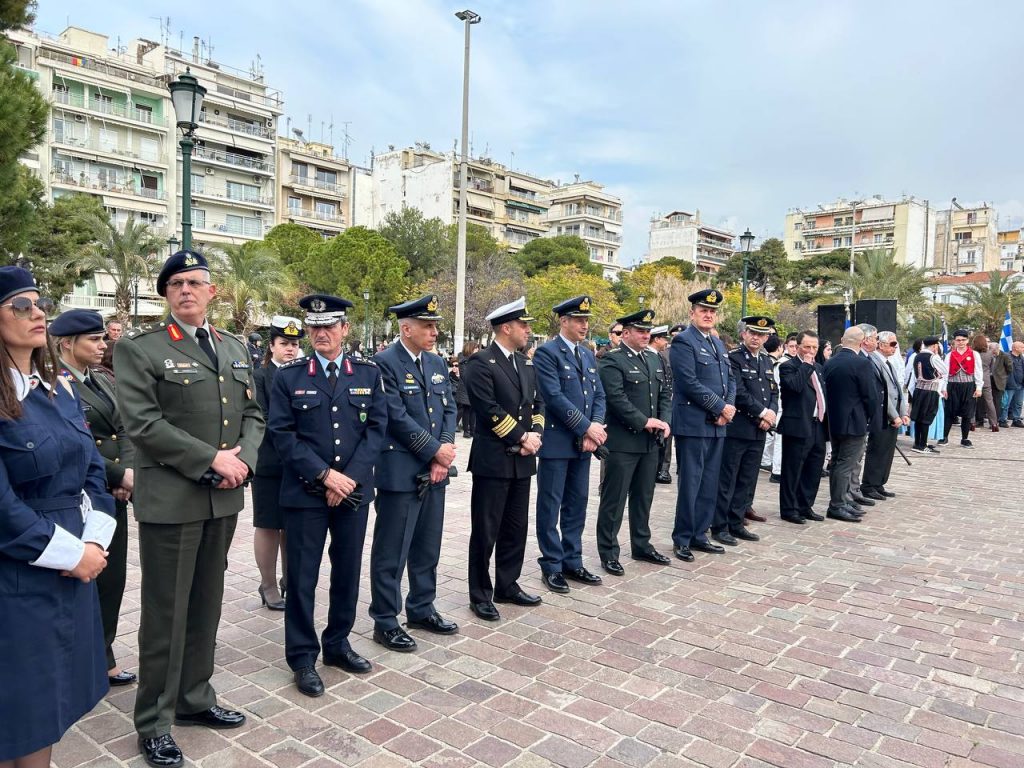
[971,334,989,353]
[0,332,60,420]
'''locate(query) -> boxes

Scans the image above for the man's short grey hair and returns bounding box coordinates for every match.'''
[878,331,897,343]
[736,321,747,336]
[857,323,878,337]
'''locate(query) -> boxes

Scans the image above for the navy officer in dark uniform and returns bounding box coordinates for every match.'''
[464,297,545,621]
[269,294,387,697]
[670,289,736,561]
[711,316,778,547]
[369,295,458,653]
[533,295,607,593]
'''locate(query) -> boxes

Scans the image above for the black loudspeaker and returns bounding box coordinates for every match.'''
[855,299,897,332]
[817,304,847,350]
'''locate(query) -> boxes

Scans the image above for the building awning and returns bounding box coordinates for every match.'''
[505,199,546,213]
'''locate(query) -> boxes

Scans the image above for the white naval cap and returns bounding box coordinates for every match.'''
[486,295,535,326]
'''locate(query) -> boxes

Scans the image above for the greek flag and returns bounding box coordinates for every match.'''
[940,318,949,355]
[1000,307,1013,353]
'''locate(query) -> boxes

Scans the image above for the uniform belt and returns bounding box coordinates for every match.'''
[23,495,82,512]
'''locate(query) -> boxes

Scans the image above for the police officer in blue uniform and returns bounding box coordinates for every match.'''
[533,295,607,593]
[711,316,778,547]
[369,295,459,653]
[670,289,736,562]
[269,294,388,698]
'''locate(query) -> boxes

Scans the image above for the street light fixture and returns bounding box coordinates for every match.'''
[453,9,481,355]
[638,294,646,309]
[362,289,371,354]
[168,69,207,251]
[931,286,939,334]
[739,228,755,318]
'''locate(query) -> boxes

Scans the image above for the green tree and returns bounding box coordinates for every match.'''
[24,193,108,300]
[209,242,295,334]
[0,164,44,259]
[714,237,793,296]
[379,207,451,283]
[525,265,622,337]
[82,215,163,324]
[819,249,931,318]
[515,235,601,277]
[955,271,1024,338]
[263,223,322,276]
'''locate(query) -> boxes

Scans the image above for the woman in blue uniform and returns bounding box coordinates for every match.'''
[0,267,116,767]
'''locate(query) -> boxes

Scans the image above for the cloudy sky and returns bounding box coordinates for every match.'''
[34,0,1024,265]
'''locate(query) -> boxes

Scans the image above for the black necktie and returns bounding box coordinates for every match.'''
[415,356,423,379]
[195,327,217,367]
[84,373,113,409]
[573,346,582,371]
[326,361,338,389]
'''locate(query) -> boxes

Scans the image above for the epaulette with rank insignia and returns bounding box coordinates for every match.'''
[279,357,308,369]
[122,322,159,341]
[606,346,623,355]
[351,357,377,367]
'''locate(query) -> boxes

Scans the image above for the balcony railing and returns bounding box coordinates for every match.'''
[52,171,168,200]
[52,89,166,126]
[287,207,345,225]
[191,187,274,207]
[61,293,116,309]
[193,218,271,238]
[198,112,274,139]
[192,145,272,173]
[39,49,164,88]
[53,132,164,165]
[581,230,622,244]
[289,174,345,195]
[698,237,734,250]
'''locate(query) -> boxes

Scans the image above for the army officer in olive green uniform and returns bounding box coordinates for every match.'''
[595,310,673,576]
[114,250,265,768]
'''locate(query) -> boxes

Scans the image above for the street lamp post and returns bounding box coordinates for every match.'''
[931,287,939,334]
[453,9,481,355]
[362,289,371,354]
[739,228,755,318]
[168,69,207,251]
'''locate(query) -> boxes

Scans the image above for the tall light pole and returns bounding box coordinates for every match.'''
[931,286,939,334]
[739,228,755,318]
[454,9,481,354]
[362,289,371,354]
[168,69,207,251]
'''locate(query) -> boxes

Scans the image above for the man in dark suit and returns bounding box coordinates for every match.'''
[712,316,778,546]
[861,330,908,500]
[650,325,676,484]
[463,297,545,621]
[777,330,828,524]
[51,309,137,688]
[595,310,672,576]
[822,326,879,523]
[533,295,607,593]
[669,289,736,561]
[269,294,388,697]
[369,295,459,653]
[847,324,884,509]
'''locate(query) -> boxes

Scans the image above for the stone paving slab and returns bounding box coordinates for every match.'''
[53,430,1024,767]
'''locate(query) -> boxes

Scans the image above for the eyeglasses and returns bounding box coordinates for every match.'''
[1,296,54,318]
[610,330,622,336]
[166,278,211,291]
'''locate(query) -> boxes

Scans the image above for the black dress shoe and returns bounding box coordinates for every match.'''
[655,471,672,484]
[632,549,671,565]
[175,705,246,729]
[842,505,865,517]
[258,585,286,611]
[562,567,602,585]
[293,666,325,698]
[711,531,738,546]
[691,539,725,554]
[769,473,781,484]
[373,626,418,652]
[139,734,183,768]
[801,510,825,522]
[323,649,373,673]
[827,508,861,522]
[851,494,875,507]
[470,600,501,620]
[862,489,887,501]
[493,589,542,606]
[108,670,137,686]
[878,488,896,498]
[731,528,759,542]
[602,559,625,576]
[780,514,806,525]
[673,547,694,562]
[406,611,459,635]
[542,572,571,593]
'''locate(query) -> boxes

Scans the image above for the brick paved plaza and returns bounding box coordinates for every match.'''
[55,431,1024,768]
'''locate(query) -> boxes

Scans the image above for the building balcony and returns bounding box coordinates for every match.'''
[53,134,166,168]
[52,89,167,128]
[60,293,116,310]
[286,207,346,227]
[697,237,733,251]
[39,48,165,91]
[287,174,346,197]
[51,171,168,202]
[190,187,274,210]
[197,111,274,140]
[799,219,895,237]
[581,230,622,244]
[193,217,271,239]
[507,188,547,206]
[192,145,273,175]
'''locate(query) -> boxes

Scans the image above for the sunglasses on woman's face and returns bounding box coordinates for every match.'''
[1,296,55,318]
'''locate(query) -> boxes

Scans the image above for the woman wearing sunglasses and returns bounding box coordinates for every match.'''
[0,266,116,767]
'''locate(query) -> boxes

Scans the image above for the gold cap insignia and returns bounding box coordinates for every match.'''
[284,322,300,336]
[426,297,438,313]
[183,253,198,267]
[644,311,653,322]
[757,318,768,327]
[579,297,591,311]
[706,292,718,304]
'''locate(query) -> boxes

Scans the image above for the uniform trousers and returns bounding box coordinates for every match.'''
[861,425,898,493]
[658,431,673,475]
[672,435,724,548]
[468,476,530,604]
[713,435,765,535]
[369,488,444,630]
[96,498,129,669]
[134,515,237,738]
[535,457,591,575]
[595,450,658,560]
[779,423,826,517]
[943,381,977,441]
[284,502,369,670]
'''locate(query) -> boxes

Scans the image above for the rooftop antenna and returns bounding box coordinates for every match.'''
[510,150,514,170]
[206,37,214,62]
[328,114,334,148]
[341,121,352,161]
[320,120,325,143]
[307,114,312,142]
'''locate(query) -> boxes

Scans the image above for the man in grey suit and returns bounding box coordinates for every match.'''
[861,330,908,500]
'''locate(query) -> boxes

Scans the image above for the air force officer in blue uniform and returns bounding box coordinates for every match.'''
[533,296,607,593]
[269,294,387,698]
[670,289,736,562]
[369,295,459,654]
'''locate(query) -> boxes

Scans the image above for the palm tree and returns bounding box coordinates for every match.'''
[955,271,1024,337]
[819,248,931,321]
[83,215,163,324]
[209,242,295,334]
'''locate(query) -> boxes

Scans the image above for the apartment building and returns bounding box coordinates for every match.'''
[783,196,935,269]
[645,210,734,273]
[276,136,355,237]
[933,204,999,275]
[543,180,624,279]
[929,270,1017,306]
[998,229,1022,272]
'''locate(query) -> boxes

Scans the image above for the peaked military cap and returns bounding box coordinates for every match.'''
[156,249,209,297]
[48,308,105,337]
[299,294,353,326]
[669,323,686,334]
[688,288,724,308]
[486,296,534,326]
[649,325,670,338]
[269,315,305,340]
[389,294,442,321]
[741,315,775,334]
[553,295,592,317]
[0,265,38,304]
[617,308,656,330]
